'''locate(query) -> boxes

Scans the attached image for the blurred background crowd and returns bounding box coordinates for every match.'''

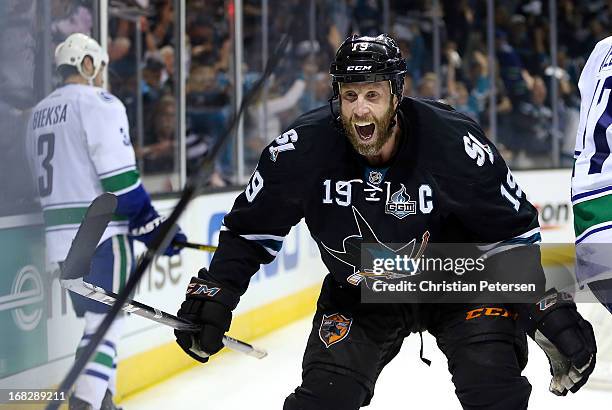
[3,0,612,208]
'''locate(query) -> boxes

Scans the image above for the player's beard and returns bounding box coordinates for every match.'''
[341,99,396,157]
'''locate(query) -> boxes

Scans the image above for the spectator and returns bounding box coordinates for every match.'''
[417,72,439,100]
[186,65,232,186]
[188,18,218,66]
[246,75,306,169]
[142,57,165,123]
[159,45,175,92]
[513,76,553,167]
[138,95,176,174]
[466,50,492,122]
[403,73,415,96]
[186,65,229,137]
[353,0,382,36]
[51,0,92,42]
[299,54,327,112]
[447,81,479,121]
[148,0,174,50]
[496,29,530,105]
[105,0,612,184]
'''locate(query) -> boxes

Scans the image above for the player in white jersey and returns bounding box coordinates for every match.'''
[27,33,186,410]
[572,36,612,314]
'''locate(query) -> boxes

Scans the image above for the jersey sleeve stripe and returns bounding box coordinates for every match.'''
[477,228,542,259]
[574,193,612,238]
[100,169,140,193]
[77,342,116,358]
[249,239,283,253]
[571,184,612,203]
[45,220,127,233]
[476,227,541,251]
[258,245,280,257]
[98,164,137,178]
[43,207,128,227]
[576,222,612,243]
[220,226,284,256]
[239,233,286,242]
[42,200,93,209]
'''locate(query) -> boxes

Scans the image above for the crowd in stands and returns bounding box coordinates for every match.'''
[1,0,609,214]
[100,0,612,188]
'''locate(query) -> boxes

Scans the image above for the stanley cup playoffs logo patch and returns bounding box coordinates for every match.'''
[319,313,352,348]
[385,183,416,219]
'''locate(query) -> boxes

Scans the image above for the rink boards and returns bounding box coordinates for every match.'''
[0,169,575,401]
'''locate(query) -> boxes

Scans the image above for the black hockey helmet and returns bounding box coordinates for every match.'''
[329,34,407,101]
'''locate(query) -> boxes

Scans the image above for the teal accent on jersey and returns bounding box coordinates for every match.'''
[43,207,128,227]
[100,169,140,193]
[573,194,612,236]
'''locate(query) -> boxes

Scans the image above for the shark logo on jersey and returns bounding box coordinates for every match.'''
[385,183,416,219]
[320,206,429,286]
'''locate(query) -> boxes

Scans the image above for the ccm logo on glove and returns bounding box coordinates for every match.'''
[187,281,220,297]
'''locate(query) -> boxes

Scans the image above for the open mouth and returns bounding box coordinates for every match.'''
[354,122,375,141]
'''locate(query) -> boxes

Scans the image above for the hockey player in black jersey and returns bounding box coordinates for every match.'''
[174,34,597,409]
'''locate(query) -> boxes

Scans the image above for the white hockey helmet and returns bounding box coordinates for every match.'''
[54,33,109,81]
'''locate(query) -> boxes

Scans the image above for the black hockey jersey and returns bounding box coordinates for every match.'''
[207,97,541,295]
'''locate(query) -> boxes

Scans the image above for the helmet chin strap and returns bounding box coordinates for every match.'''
[388,94,402,130]
[77,60,101,86]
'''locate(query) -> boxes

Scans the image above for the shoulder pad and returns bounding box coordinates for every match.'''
[259,104,348,173]
[402,97,501,178]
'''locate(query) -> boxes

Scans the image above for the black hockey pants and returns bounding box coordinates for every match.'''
[283,275,531,410]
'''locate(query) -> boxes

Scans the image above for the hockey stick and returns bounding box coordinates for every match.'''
[47,34,291,410]
[60,193,118,280]
[61,278,267,359]
[173,240,217,252]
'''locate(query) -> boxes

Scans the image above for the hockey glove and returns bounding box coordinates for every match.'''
[129,208,186,256]
[175,269,239,363]
[522,289,597,396]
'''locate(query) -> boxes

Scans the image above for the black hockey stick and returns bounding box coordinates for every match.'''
[173,240,217,252]
[47,34,291,410]
[55,194,265,405]
[61,278,267,358]
[61,193,118,280]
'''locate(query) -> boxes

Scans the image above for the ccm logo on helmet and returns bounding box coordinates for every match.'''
[347,65,372,71]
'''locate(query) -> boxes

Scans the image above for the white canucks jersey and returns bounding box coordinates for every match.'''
[573,36,612,202]
[27,84,140,264]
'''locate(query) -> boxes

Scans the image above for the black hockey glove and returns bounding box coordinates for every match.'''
[521,289,597,396]
[175,269,240,363]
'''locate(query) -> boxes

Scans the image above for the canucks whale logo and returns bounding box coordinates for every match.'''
[385,183,416,219]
